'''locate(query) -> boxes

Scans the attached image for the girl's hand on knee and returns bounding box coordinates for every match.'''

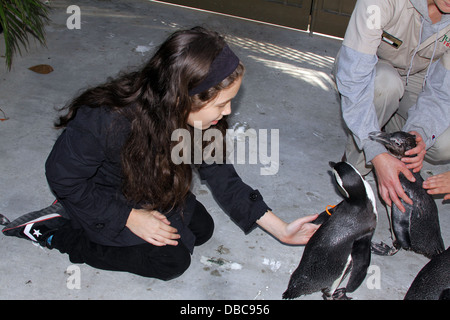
[126,208,180,246]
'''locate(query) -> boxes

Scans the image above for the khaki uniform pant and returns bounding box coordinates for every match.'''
[343,59,450,175]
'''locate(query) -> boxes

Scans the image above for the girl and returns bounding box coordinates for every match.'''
[3,27,318,280]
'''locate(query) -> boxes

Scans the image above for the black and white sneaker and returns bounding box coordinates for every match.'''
[2,202,68,248]
[0,213,10,226]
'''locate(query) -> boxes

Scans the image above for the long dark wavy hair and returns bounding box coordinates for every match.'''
[54,27,245,212]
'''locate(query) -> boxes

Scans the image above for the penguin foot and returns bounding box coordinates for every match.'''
[0,213,10,226]
[333,288,352,300]
[322,288,352,300]
[371,241,399,256]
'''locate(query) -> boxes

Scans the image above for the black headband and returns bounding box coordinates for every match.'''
[188,45,240,96]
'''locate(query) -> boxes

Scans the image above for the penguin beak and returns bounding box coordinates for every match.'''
[368,131,391,147]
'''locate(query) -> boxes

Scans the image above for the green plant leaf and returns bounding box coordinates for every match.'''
[0,0,50,70]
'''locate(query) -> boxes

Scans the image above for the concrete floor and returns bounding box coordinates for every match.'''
[0,0,449,300]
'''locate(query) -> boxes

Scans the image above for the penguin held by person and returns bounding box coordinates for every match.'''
[404,247,450,300]
[283,161,377,300]
[369,131,444,259]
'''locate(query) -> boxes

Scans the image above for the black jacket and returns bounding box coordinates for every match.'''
[45,106,270,251]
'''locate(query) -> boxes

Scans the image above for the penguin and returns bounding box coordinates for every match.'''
[369,131,445,259]
[283,161,377,300]
[404,247,450,300]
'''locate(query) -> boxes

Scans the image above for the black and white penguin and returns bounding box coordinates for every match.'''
[369,131,445,259]
[283,161,377,300]
[404,247,450,300]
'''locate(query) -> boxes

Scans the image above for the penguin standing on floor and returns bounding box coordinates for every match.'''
[283,161,377,300]
[404,247,450,300]
[369,131,445,259]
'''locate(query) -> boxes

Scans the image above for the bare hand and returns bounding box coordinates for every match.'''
[402,131,426,173]
[282,214,320,245]
[257,211,319,245]
[423,171,450,201]
[372,153,414,212]
[126,208,180,246]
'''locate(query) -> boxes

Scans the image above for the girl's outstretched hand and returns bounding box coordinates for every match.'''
[257,211,319,245]
[283,214,320,245]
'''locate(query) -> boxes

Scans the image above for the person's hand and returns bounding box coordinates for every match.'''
[126,208,180,246]
[282,214,320,245]
[423,171,450,201]
[401,131,426,173]
[257,211,319,245]
[372,152,414,212]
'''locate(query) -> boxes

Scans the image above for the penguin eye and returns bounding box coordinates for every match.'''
[392,139,402,147]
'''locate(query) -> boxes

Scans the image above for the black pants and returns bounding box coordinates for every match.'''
[52,201,214,280]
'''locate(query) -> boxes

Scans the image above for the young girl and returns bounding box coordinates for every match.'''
[3,27,318,280]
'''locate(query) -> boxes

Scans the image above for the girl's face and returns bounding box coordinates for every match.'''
[187,77,242,130]
[433,0,450,13]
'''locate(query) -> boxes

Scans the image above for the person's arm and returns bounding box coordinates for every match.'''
[391,55,450,210]
[403,53,450,150]
[198,163,318,244]
[198,162,270,233]
[45,108,132,242]
[336,0,417,211]
[336,45,385,162]
[335,0,390,163]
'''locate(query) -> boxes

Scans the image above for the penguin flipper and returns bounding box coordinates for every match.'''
[346,234,373,293]
[391,203,412,249]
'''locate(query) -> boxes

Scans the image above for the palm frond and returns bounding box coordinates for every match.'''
[0,0,50,70]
